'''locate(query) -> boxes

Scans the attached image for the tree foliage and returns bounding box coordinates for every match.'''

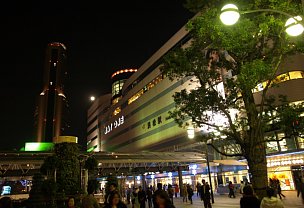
[41,143,81,196]
[161,0,304,197]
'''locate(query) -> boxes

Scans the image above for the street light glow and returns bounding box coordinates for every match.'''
[285,16,304,36]
[187,125,195,139]
[220,4,240,25]
[220,4,304,37]
[90,96,95,101]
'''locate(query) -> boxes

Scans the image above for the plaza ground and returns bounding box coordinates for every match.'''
[160,191,303,208]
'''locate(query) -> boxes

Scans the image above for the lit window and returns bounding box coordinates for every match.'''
[128,74,163,105]
[297,136,304,149]
[277,132,288,152]
[253,71,304,93]
[113,107,121,116]
[289,71,303,79]
[267,141,279,153]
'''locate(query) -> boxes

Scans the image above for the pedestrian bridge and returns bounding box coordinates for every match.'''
[0,151,206,178]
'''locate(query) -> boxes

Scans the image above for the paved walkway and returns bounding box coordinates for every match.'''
[170,191,303,208]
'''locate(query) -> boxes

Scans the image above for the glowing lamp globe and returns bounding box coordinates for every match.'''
[220,4,240,25]
[285,16,304,36]
[90,96,95,101]
[187,125,195,139]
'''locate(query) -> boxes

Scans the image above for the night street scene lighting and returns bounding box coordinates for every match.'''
[220,3,304,36]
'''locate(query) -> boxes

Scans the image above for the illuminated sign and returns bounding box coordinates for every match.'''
[267,158,304,167]
[104,116,124,134]
[24,142,54,151]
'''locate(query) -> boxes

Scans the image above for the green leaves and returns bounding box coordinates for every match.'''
[238,59,272,90]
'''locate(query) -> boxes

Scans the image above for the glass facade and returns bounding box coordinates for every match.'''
[253,70,304,93]
[112,79,126,97]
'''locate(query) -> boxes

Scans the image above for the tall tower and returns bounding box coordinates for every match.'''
[34,42,68,143]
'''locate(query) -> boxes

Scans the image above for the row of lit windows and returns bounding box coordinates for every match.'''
[111,74,164,116]
[266,132,304,154]
[128,74,163,105]
[253,71,304,93]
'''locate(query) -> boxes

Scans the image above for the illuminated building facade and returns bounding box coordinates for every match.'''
[34,42,69,143]
[87,23,304,190]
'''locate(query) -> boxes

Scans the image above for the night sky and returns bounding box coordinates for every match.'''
[0,0,194,151]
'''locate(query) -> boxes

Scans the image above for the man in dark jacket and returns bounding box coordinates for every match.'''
[152,183,163,208]
[138,186,146,208]
[201,180,212,208]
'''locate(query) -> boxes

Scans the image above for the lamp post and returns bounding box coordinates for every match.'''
[220,3,304,36]
[187,126,214,203]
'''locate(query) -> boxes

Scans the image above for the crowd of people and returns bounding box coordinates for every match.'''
[1,176,304,208]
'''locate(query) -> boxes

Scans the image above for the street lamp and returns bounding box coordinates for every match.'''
[187,129,215,204]
[90,96,96,101]
[220,3,304,36]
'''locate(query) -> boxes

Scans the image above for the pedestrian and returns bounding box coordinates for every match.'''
[228,181,235,198]
[174,184,179,198]
[126,187,131,204]
[187,184,194,204]
[67,197,76,208]
[260,187,284,208]
[201,179,212,208]
[154,190,175,208]
[103,191,127,208]
[196,182,201,197]
[0,197,13,208]
[295,176,302,197]
[105,183,118,205]
[182,184,188,202]
[277,181,285,199]
[146,187,153,208]
[138,186,146,208]
[131,187,140,208]
[240,185,260,208]
[240,181,245,195]
[152,183,163,208]
[81,186,100,208]
[297,176,304,203]
[167,184,174,204]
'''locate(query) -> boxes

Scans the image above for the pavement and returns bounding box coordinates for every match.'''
[169,191,304,208]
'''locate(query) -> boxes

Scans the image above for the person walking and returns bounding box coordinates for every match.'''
[196,182,201,197]
[154,190,175,208]
[105,183,118,206]
[152,183,163,208]
[186,184,194,204]
[260,187,284,208]
[131,187,140,208]
[146,187,153,208]
[182,184,188,202]
[167,184,174,204]
[67,197,77,208]
[201,179,212,208]
[240,181,245,195]
[277,181,285,199]
[240,185,260,208]
[126,187,131,204]
[138,186,146,208]
[81,186,100,208]
[228,181,235,198]
[0,197,13,208]
[103,191,127,208]
[174,184,179,198]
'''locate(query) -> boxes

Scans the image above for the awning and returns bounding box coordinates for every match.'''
[213,159,247,166]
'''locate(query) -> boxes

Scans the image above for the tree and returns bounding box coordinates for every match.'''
[161,0,304,198]
[41,143,81,197]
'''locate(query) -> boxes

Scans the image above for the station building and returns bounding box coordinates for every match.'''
[87,22,304,191]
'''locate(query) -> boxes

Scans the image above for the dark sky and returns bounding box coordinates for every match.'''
[0,0,193,151]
